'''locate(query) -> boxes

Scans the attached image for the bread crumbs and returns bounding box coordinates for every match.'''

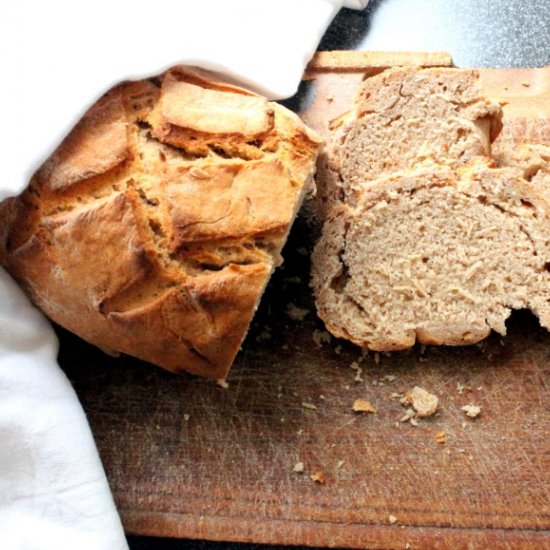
[410,386,439,417]
[337,460,345,469]
[310,471,325,484]
[302,402,317,411]
[400,393,411,406]
[350,361,363,382]
[435,431,446,444]
[352,398,377,413]
[389,514,398,524]
[399,409,415,423]
[293,462,305,473]
[216,378,229,389]
[286,303,309,321]
[461,404,482,418]
[312,329,331,347]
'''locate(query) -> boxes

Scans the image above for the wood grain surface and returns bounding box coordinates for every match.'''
[60,52,550,550]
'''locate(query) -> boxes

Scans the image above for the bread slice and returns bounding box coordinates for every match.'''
[316,67,502,214]
[312,159,550,350]
[0,67,323,378]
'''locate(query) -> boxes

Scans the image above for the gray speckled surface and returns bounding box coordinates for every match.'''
[129,2,549,549]
[319,0,550,68]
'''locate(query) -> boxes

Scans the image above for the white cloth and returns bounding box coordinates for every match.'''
[0,1,368,548]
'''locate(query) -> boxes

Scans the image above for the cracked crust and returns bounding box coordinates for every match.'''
[312,159,550,350]
[0,67,323,377]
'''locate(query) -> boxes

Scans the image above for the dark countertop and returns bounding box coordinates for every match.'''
[128,1,549,548]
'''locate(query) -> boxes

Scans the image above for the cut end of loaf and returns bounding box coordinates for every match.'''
[312,162,550,350]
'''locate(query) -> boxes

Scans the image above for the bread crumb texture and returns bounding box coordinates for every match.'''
[409,386,439,417]
[461,404,482,418]
[312,66,550,351]
[0,67,322,377]
[352,398,377,413]
[310,471,325,484]
[286,302,309,321]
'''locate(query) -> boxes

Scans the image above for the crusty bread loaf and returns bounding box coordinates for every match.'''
[312,159,550,349]
[0,67,322,378]
[316,67,503,214]
[311,66,550,351]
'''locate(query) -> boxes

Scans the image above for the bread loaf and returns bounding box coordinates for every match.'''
[0,67,322,378]
[312,66,550,350]
[312,159,550,349]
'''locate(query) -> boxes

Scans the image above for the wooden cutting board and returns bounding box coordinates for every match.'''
[60,52,550,550]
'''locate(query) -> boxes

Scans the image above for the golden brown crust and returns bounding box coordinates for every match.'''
[166,159,298,245]
[38,92,131,191]
[0,66,323,378]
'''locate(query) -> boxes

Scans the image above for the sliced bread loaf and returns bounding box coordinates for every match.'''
[311,66,550,350]
[312,159,550,349]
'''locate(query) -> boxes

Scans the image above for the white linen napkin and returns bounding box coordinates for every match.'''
[0,1,368,548]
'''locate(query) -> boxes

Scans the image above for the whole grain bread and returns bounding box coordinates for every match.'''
[312,66,550,350]
[0,67,322,378]
[312,159,550,349]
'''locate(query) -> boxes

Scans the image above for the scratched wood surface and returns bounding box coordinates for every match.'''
[59,52,550,549]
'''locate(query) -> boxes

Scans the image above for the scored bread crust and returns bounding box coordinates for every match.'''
[312,159,550,350]
[0,67,323,378]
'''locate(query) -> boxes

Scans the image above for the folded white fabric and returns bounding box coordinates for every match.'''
[0,269,127,549]
[0,1,368,548]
